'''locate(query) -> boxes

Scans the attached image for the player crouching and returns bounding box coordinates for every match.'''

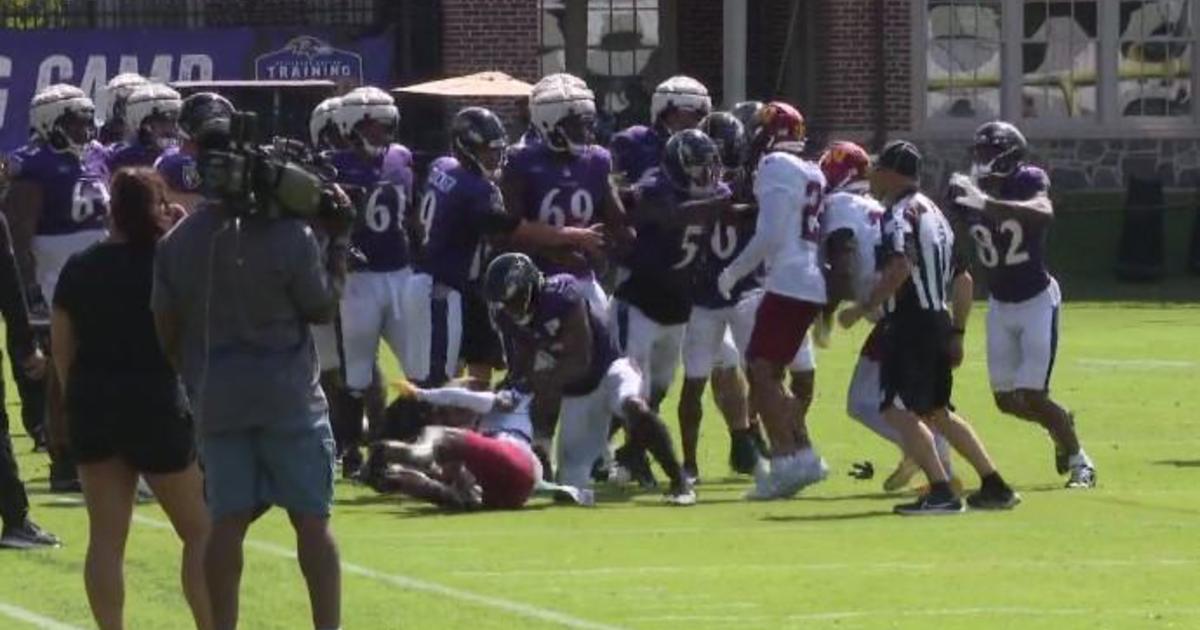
[362,382,593,509]
[485,253,697,506]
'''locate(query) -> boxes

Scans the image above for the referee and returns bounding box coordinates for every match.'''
[839,140,1019,515]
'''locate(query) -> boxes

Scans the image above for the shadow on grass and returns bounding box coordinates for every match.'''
[1152,459,1200,468]
[760,509,894,523]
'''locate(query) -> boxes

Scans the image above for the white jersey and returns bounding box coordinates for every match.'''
[724,151,827,303]
[820,182,884,304]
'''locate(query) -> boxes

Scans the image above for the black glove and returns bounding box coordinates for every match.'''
[848,460,875,480]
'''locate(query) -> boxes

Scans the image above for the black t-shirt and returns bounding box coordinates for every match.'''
[54,241,181,398]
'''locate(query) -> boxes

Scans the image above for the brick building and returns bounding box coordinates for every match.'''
[445,1,1200,192]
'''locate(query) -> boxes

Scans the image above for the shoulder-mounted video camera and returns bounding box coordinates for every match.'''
[197,111,353,224]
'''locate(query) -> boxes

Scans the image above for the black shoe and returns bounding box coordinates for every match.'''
[341,447,364,480]
[893,493,964,516]
[49,477,81,493]
[966,484,1022,510]
[0,519,61,549]
[728,430,762,476]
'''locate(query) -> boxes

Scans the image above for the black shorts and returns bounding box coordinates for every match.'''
[880,311,953,416]
[460,290,505,369]
[67,373,196,474]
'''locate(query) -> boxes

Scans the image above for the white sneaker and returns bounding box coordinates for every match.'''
[664,486,697,507]
[744,458,783,501]
[773,454,828,498]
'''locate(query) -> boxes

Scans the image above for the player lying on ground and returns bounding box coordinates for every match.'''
[361,381,594,509]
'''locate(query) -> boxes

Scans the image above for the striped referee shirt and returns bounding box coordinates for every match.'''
[880,189,955,316]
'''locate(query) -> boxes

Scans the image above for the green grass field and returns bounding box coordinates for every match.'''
[2,301,1199,629]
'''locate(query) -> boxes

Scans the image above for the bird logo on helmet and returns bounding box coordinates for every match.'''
[309,96,344,150]
[753,101,807,154]
[451,106,508,180]
[484,253,544,326]
[125,83,183,149]
[971,120,1028,181]
[663,129,723,198]
[30,84,96,156]
[334,86,400,158]
[529,73,597,156]
[819,141,871,192]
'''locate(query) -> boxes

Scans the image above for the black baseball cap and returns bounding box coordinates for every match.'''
[874,140,922,179]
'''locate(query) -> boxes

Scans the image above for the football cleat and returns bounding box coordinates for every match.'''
[728,430,762,476]
[966,485,1022,510]
[1065,465,1096,489]
[664,480,698,507]
[894,493,965,516]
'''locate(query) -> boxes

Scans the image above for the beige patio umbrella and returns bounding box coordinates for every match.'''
[393,71,534,98]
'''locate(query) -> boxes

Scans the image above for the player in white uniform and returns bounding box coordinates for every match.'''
[818,141,955,491]
[718,102,828,500]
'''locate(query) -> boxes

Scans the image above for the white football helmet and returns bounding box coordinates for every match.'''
[532,72,589,96]
[30,84,96,155]
[334,86,399,157]
[125,83,182,148]
[309,97,343,149]
[651,75,712,126]
[102,73,148,124]
[530,74,596,155]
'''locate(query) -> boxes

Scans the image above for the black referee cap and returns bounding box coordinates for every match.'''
[875,140,922,179]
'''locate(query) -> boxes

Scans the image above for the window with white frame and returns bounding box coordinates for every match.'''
[922,0,1198,131]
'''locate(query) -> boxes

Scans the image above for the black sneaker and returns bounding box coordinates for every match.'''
[0,519,61,549]
[893,493,964,516]
[966,484,1022,510]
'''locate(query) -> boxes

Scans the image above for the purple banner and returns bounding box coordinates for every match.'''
[0,27,393,151]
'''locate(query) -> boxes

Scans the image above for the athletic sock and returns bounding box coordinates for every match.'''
[1068,450,1093,469]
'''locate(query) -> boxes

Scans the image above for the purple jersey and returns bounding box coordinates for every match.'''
[495,274,618,397]
[503,142,611,277]
[155,147,201,194]
[8,142,109,236]
[965,165,1052,302]
[331,145,414,272]
[106,141,164,173]
[616,169,723,323]
[609,124,665,184]
[415,156,507,291]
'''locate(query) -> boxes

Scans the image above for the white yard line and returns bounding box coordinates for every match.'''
[451,557,1200,579]
[0,601,88,630]
[133,515,623,630]
[632,606,1200,624]
[1077,358,1197,369]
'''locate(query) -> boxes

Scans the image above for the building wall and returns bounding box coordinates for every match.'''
[441,0,539,82]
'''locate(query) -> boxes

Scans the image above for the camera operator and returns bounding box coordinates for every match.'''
[152,110,349,630]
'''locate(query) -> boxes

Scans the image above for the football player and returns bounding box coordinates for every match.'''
[407,106,605,387]
[156,91,233,213]
[819,141,955,491]
[484,253,695,505]
[97,73,148,146]
[951,121,1095,488]
[106,83,182,172]
[5,84,110,492]
[328,86,415,471]
[610,75,711,185]
[717,102,829,500]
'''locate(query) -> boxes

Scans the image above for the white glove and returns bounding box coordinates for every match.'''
[951,173,987,210]
[717,268,737,299]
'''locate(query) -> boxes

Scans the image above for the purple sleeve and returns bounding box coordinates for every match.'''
[1011,165,1050,200]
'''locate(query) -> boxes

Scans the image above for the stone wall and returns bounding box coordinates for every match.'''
[916,138,1200,193]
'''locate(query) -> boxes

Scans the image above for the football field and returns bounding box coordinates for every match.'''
[2,300,1198,629]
